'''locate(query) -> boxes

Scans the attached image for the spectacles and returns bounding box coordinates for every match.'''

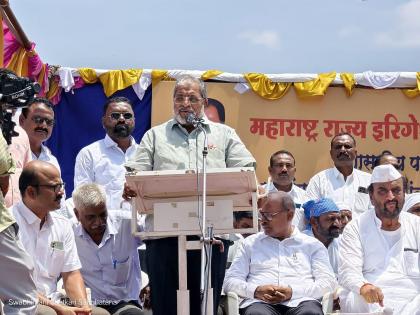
[33,182,65,193]
[271,163,294,169]
[109,112,134,120]
[31,116,55,126]
[258,210,281,221]
[174,95,203,105]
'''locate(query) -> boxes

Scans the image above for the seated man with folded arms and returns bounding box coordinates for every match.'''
[11,161,107,315]
[223,191,336,315]
[338,164,420,314]
[72,183,144,315]
[303,198,341,275]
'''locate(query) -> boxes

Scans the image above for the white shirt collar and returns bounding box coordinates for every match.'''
[332,166,355,180]
[18,200,52,229]
[103,134,135,149]
[261,225,301,243]
[75,218,119,241]
[266,181,294,194]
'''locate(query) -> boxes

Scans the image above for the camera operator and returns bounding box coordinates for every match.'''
[0,68,39,314]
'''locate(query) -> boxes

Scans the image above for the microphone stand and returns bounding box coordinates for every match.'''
[194,121,212,315]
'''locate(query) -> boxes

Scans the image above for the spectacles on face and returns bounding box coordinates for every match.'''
[109,112,134,121]
[174,95,203,106]
[33,182,65,193]
[258,210,281,221]
[31,116,55,126]
[272,163,294,170]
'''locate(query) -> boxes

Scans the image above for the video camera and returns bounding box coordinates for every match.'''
[0,69,40,144]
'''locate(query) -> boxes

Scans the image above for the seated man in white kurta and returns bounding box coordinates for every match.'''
[223,191,337,315]
[338,164,420,314]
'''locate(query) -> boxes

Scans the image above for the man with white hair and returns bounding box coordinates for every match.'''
[72,183,144,315]
[338,164,420,314]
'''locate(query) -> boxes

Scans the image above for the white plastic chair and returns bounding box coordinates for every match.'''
[223,292,240,315]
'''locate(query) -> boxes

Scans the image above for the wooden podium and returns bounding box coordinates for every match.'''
[126,167,258,315]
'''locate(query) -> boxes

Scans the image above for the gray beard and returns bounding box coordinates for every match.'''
[175,114,187,125]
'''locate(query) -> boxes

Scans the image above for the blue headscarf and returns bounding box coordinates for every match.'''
[303,198,340,229]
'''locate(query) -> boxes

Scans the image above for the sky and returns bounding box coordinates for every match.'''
[10,0,420,74]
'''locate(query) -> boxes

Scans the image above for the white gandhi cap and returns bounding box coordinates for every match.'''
[371,164,402,184]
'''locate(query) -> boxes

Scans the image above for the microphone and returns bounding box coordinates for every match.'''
[186,112,203,126]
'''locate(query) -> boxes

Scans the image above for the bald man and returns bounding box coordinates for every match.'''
[11,161,104,315]
[223,192,336,315]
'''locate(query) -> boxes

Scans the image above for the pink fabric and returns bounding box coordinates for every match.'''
[2,21,49,96]
[2,22,21,66]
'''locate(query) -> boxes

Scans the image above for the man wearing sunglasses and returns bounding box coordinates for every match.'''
[75,96,137,210]
[224,191,336,315]
[19,98,60,171]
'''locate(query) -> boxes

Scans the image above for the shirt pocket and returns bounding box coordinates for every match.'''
[47,248,65,278]
[403,251,420,277]
[102,256,131,286]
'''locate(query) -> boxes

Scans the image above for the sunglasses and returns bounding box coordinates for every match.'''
[31,116,55,126]
[109,112,134,121]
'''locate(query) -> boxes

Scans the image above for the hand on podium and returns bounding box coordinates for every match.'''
[122,182,137,201]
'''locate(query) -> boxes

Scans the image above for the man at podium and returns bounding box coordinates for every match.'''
[124,75,256,315]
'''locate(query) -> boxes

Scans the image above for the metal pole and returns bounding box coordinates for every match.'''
[198,124,210,315]
[0,0,32,50]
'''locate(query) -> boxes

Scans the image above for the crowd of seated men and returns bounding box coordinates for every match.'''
[2,75,420,315]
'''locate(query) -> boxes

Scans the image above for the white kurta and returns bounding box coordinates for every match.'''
[223,229,337,308]
[338,209,420,314]
[306,167,371,218]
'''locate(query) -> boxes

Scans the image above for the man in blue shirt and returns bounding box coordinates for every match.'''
[73,183,143,315]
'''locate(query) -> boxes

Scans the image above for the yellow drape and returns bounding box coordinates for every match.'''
[151,70,170,87]
[294,72,336,97]
[46,77,60,100]
[244,73,292,100]
[201,70,223,81]
[98,69,142,97]
[78,68,98,84]
[37,63,47,87]
[402,72,420,98]
[340,73,356,96]
[6,47,29,77]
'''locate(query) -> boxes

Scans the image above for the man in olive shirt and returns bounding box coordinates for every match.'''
[125,75,256,315]
[0,132,37,314]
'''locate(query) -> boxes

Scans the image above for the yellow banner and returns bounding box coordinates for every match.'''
[152,82,420,192]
